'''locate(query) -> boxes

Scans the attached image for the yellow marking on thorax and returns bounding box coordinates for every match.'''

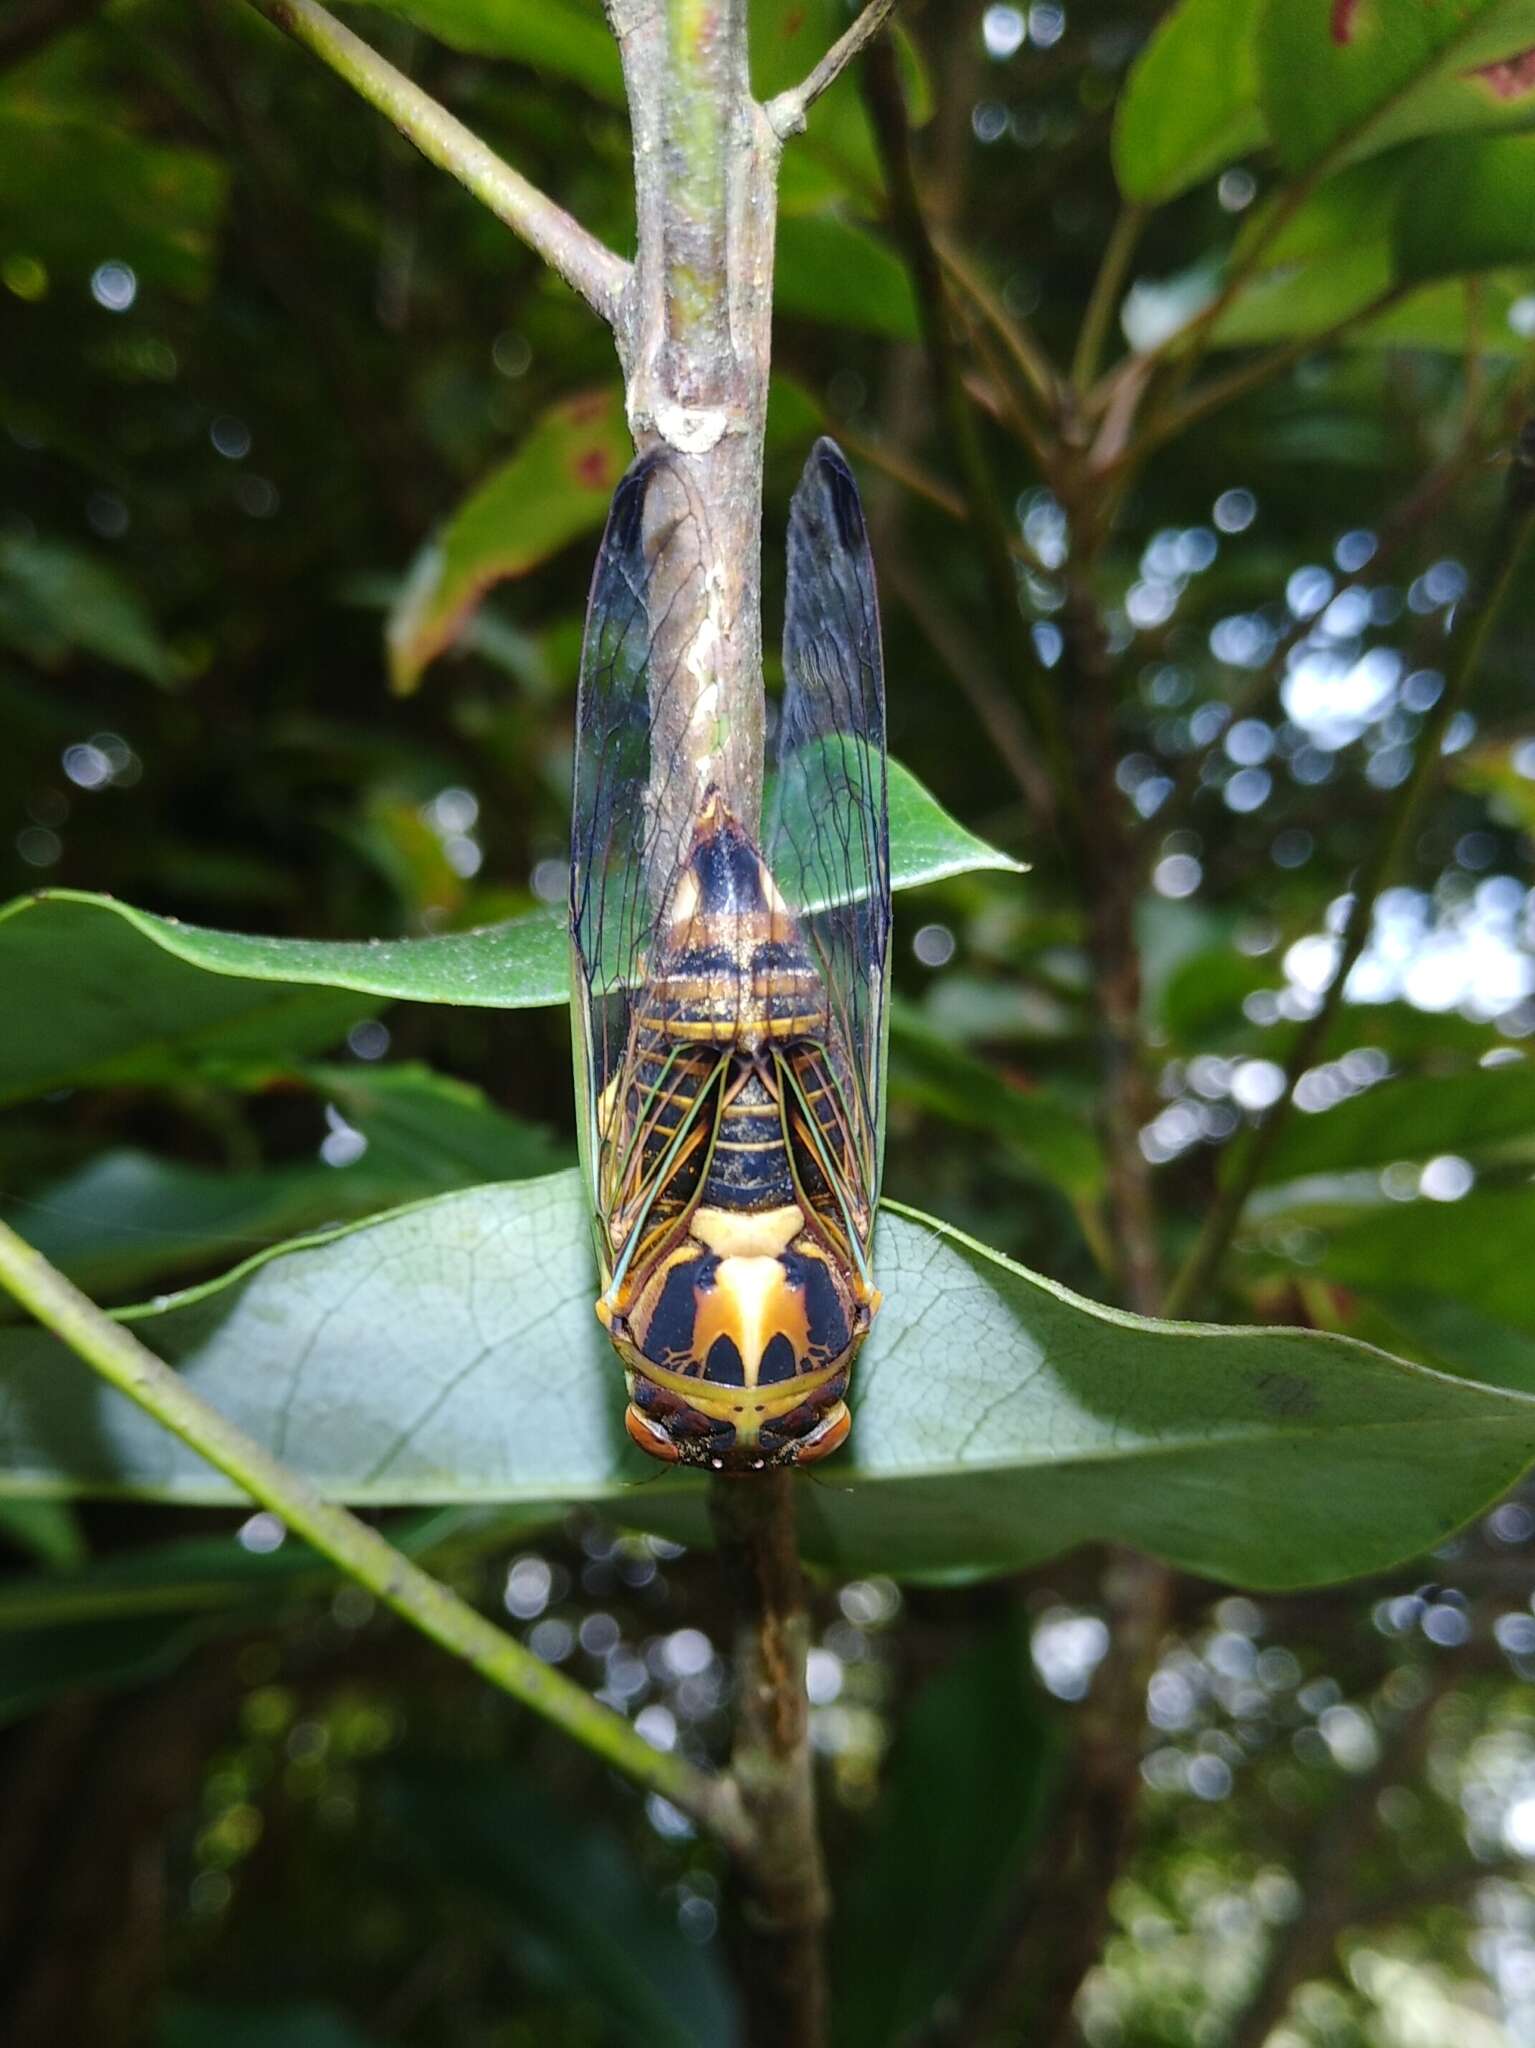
[692,1204,804,1259]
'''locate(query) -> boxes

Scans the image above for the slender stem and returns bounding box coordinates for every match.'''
[936,232,1060,419]
[764,0,897,138]
[1226,1659,1461,2048]
[1163,432,1535,1317]
[1071,201,1144,397]
[710,1475,829,2048]
[0,0,102,71]
[248,0,630,325]
[0,1217,749,1854]
[863,36,1080,837]
[612,7,830,2029]
[883,549,1057,823]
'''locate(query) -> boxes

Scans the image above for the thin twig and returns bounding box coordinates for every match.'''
[884,550,1056,822]
[0,0,101,71]
[710,1475,829,2048]
[863,36,1079,836]
[248,0,631,325]
[937,232,1060,420]
[1226,1658,1463,2048]
[0,1216,749,1854]
[1070,201,1144,398]
[1163,426,1535,1317]
[764,0,896,137]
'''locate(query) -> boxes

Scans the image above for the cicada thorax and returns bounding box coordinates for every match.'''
[596,792,877,1471]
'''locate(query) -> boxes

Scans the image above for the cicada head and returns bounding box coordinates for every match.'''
[599,1206,880,1473]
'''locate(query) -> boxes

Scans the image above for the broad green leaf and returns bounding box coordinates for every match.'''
[158,2002,388,2048]
[4,1173,1534,1588]
[0,111,226,301]
[387,1762,738,2048]
[8,1065,569,1298]
[834,1619,1059,2048]
[1112,0,1267,202]
[0,1497,84,1568]
[0,536,180,685]
[1394,132,1535,277]
[775,214,919,338]
[1455,733,1535,832]
[0,1509,540,1726]
[388,386,630,693]
[0,1506,534,1632]
[1257,1189,1535,1394]
[0,770,1017,1100]
[1210,252,1534,352]
[0,1613,216,1730]
[888,998,1101,1196]
[1259,1065,1535,1185]
[370,1,620,95]
[1285,1187,1535,1351]
[0,893,378,1105]
[1257,0,1535,177]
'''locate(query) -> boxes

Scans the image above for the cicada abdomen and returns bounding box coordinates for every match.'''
[570,439,889,1472]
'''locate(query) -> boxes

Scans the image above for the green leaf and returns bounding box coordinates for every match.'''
[775,214,919,338]
[0,536,180,685]
[9,1065,570,1298]
[387,386,630,693]
[1259,1065,1535,1185]
[1112,0,1267,202]
[4,1173,1533,1589]
[888,998,1101,1196]
[1273,1187,1535,1371]
[0,770,1018,1101]
[1209,251,1534,353]
[834,1618,1059,2048]
[1255,1187,1535,1396]
[1394,131,1535,277]
[0,1509,542,1726]
[0,1613,216,1730]
[1455,733,1535,833]
[0,893,383,1106]
[0,1497,84,1568]
[0,1507,536,1633]
[158,2001,388,2048]
[387,1762,738,2048]
[1256,0,1535,177]
[355,0,623,95]
[0,110,226,301]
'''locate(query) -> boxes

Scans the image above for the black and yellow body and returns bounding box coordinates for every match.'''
[571,438,889,1473]
[594,793,879,1470]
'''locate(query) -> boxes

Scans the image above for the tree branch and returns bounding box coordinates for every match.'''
[0,1216,749,1856]
[710,1475,830,2048]
[0,0,102,73]
[1070,201,1144,398]
[764,0,897,138]
[1227,1658,1462,2048]
[863,35,1079,840]
[248,0,631,325]
[1164,423,1535,1317]
[609,7,829,2034]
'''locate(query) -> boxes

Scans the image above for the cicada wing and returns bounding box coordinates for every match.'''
[569,450,707,1251]
[766,438,891,1243]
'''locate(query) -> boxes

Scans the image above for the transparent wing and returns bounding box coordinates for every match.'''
[568,450,706,1228]
[766,438,890,1224]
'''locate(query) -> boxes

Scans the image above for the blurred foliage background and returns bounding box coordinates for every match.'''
[7,0,1535,2042]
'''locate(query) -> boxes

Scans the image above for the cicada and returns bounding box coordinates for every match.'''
[569,438,890,1473]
